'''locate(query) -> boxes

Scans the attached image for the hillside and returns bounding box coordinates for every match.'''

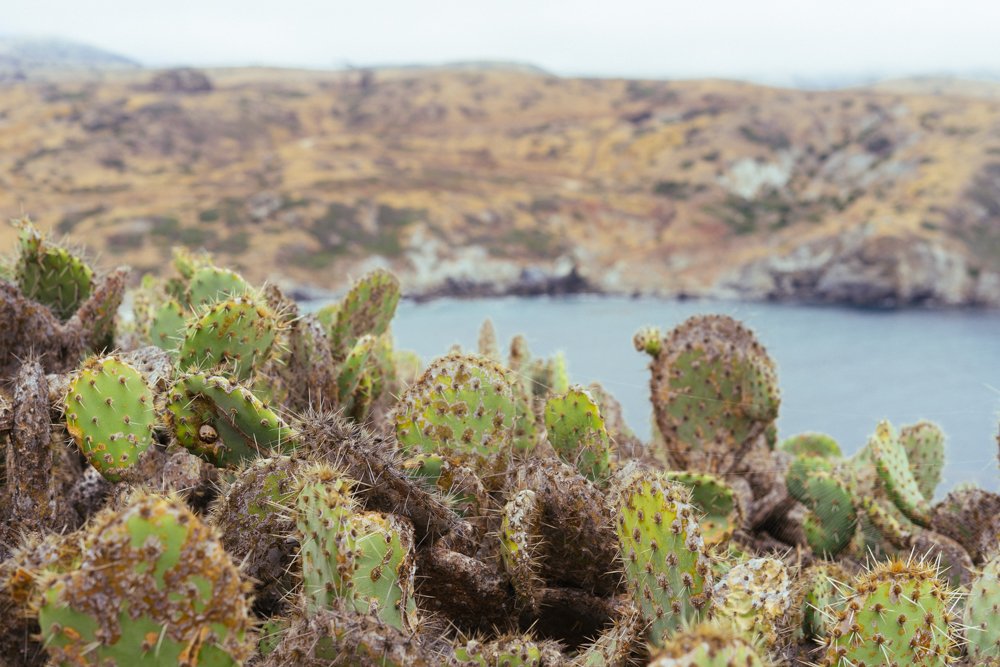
[1,66,1000,305]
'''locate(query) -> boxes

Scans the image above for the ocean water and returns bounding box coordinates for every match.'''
[326,295,1000,496]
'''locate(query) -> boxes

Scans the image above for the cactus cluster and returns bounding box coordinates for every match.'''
[4,222,1000,667]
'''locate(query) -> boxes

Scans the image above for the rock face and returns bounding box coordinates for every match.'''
[718,227,1000,307]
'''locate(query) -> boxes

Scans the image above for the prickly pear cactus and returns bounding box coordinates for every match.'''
[64,355,156,482]
[647,622,766,667]
[336,333,375,404]
[544,385,613,481]
[187,266,250,308]
[296,466,359,614]
[455,636,558,667]
[663,471,743,549]
[870,420,931,526]
[820,558,959,667]
[500,489,545,611]
[14,217,92,321]
[178,295,279,381]
[392,352,516,463]
[899,421,945,502]
[327,268,400,355]
[778,432,842,458]
[166,371,297,468]
[610,465,713,647]
[350,511,419,633]
[799,563,848,641]
[785,457,856,556]
[711,557,793,647]
[148,297,188,353]
[966,552,1000,662]
[637,315,780,474]
[37,494,251,666]
[478,317,501,361]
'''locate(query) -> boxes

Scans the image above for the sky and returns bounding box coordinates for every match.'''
[4,0,1000,86]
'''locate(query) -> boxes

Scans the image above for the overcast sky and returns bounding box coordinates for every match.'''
[4,0,1000,85]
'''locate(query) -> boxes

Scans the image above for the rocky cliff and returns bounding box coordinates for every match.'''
[1,66,999,306]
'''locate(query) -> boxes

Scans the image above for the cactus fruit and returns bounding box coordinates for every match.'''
[965,553,1000,662]
[165,372,297,467]
[647,622,767,667]
[778,432,842,458]
[638,315,780,474]
[785,458,856,556]
[187,266,250,308]
[13,217,92,321]
[178,295,279,381]
[899,421,945,502]
[393,352,516,463]
[663,471,742,549]
[870,420,932,526]
[711,557,793,647]
[819,557,959,667]
[64,355,156,482]
[500,489,545,611]
[37,494,252,666]
[148,298,188,353]
[544,385,613,481]
[609,465,713,647]
[799,563,849,641]
[327,268,401,355]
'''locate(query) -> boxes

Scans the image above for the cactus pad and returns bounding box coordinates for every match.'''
[64,355,156,481]
[179,295,278,381]
[711,557,793,647]
[148,298,188,353]
[14,218,92,321]
[663,471,742,548]
[870,420,932,526]
[38,494,251,666]
[610,467,713,647]
[328,268,400,355]
[544,385,613,481]
[393,352,516,461]
[644,314,780,473]
[500,489,545,611]
[785,457,856,556]
[187,266,250,308]
[778,432,842,458]
[965,553,1000,662]
[820,558,959,667]
[647,622,765,667]
[350,511,419,633]
[899,421,945,501]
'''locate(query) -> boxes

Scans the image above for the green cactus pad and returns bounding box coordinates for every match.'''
[900,421,945,501]
[337,333,375,404]
[500,489,545,611]
[38,494,251,666]
[165,372,298,467]
[64,356,156,482]
[328,268,401,355]
[544,385,613,481]
[645,314,780,473]
[785,458,856,556]
[711,557,793,647]
[611,467,713,647]
[648,622,765,667]
[187,266,251,308]
[663,471,743,549]
[393,352,516,462]
[965,553,1000,661]
[148,298,188,353]
[172,245,211,281]
[820,558,959,667]
[295,467,359,614]
[350,511,418,632]
[778,432,842,458]
[178,295,278,381]
[800,563,849,641]
[14,218,92,321]
[870,420,932,526]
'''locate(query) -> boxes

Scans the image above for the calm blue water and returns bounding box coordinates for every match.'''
[325,296,1000,495]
